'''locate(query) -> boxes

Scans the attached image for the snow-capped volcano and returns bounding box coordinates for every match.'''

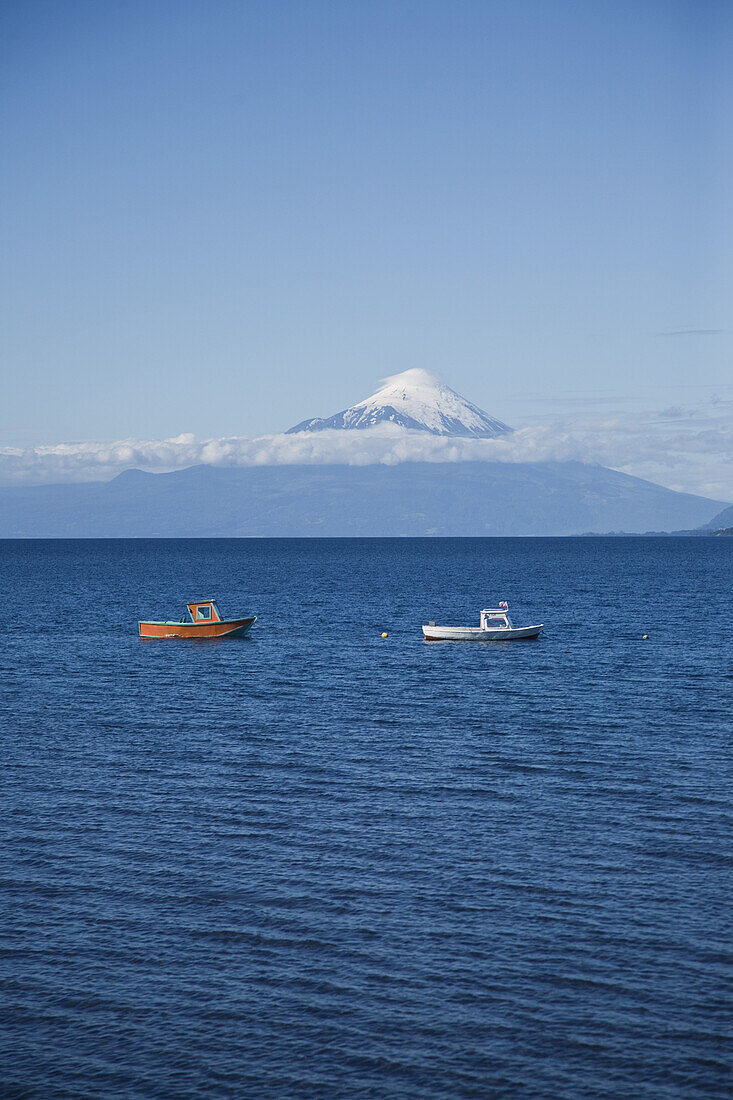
[287,369,511,437]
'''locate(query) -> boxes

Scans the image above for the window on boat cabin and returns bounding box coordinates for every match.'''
[195,605,212,620]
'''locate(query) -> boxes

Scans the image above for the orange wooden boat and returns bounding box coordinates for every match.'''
[138,600,256,640]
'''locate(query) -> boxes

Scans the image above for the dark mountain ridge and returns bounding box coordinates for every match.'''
[0,461,724,537]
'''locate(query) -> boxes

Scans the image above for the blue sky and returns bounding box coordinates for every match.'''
[1,0,731,489]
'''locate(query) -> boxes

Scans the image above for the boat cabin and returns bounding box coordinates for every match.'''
[480,603,513,630]
[186,600,222,623]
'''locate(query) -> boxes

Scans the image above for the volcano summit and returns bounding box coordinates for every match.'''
[287,369,511,437]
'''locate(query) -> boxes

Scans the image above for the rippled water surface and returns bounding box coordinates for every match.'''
[2,538,731,1099]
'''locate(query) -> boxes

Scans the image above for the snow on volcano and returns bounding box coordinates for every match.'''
[286,369,511,437]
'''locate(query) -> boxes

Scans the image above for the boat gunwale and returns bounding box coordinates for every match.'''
[422,623,543,641]
[138,616,256,627]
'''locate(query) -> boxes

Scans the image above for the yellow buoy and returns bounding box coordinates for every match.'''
[642,634,648,640]
[381,632,388,638]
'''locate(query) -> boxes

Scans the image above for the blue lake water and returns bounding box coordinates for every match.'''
[1,537,731,1099]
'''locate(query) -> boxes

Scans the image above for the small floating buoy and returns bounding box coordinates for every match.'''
[381,632,388,638]
[642,634,648,640]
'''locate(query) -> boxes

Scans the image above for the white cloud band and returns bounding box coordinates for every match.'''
[1,419,732,502]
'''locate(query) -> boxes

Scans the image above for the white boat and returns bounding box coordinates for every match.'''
[422,602,543,642]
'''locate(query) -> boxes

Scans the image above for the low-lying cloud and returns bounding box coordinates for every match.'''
[2,417,732,502]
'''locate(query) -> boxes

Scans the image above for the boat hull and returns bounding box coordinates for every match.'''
[422,624,542,641]
[139,616,256,639]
